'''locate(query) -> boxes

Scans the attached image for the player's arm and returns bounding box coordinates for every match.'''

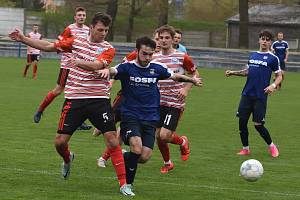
[96,67,117,79]
[76,48,116,71]
[285,48,289,62]
[9,28,56,52]
[264,71,282,94]
[170,73,202,87]
[225,66,248,77]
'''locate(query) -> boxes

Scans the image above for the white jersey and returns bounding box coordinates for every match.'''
[27,32,42,54]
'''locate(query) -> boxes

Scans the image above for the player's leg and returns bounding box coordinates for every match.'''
[253,99,279,157]
[88,99,132,195]
[23,54,32,77]
[32,55,39,79]
[55,99,86,179]
[138,121,156,164]
[34,69,69,123]
[236,95,252,155]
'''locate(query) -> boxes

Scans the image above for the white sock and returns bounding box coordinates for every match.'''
[269,142,274,147]
[164,160,172,165]
[243,146,249,150]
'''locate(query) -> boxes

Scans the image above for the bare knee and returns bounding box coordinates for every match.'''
[103,131,119,148]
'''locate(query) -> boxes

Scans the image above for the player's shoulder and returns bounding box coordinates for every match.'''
[267,51,280,62]
[149,60,168,69]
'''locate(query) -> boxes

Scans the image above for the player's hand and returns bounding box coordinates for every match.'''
[264,84,276,95]
[225,70,232,77]
[8,28,24,42]
[96,68,110,79]
[177,88,188,101]
[193,77,203,87]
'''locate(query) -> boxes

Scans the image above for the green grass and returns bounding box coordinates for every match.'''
[0,57,300,200]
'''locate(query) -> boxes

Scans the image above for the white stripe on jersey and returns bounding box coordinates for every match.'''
[27,32,42,54]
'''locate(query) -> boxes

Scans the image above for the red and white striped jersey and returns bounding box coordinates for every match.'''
[58,23,89,69]
[54,35,115,99]
[27,32,42,54]
[152,50,197,109]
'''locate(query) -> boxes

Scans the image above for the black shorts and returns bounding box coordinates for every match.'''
[57,98,116,135]
[236,95,267,124]
[27,54,40,62]
[158,106,183,131]
[280,61,286,70]
[120,116,157,149]
[56,68,70,87]
[112,90,122,123]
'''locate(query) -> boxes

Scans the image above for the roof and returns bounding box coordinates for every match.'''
[227,4,300,25]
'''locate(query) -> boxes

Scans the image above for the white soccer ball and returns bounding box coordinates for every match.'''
[240,159,264,182]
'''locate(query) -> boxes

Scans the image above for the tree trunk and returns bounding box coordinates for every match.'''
[158,0,168,27]
[239,0,249,49]
[106,0,118,41]
[126,0,136,42]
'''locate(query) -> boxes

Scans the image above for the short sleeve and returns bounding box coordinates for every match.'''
[271,56,281,73]
[96,48,116,66]
[54,37,74,53]
[114,63,128,80]
[58,27,71,40]
[157,63,173,80]
[183,54,197,74]
[123,50,137,63]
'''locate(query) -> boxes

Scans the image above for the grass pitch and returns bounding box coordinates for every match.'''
[0,57,300,200]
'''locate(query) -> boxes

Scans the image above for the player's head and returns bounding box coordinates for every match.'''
[277,32,284,41]
[153,29,161,52]
[32,24,39,33]
[173,29,183,46]
[74,7,86,25]
[157,25,176,50]
[135,36,156,67]
[90,12,112,42]
[258,30,273,51]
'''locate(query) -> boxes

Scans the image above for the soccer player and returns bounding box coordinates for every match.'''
[96,36,202,193]
[153,25,201,174]
[173,29,187,53]
[271,32,289,89]
[33,7,91,133]
[95,29,162,168]
[9,12,134,196]
[225,30,282,158]
[23,24,42,79]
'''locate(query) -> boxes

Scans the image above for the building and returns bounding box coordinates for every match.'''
[226,4,300,50]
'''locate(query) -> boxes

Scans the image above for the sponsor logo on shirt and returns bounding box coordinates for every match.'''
[130,76,157,83]
[249,59,267,67]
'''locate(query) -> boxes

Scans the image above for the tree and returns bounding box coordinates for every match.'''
[106,0,118,41]
[239,0,249,48]
[157,0,169,26]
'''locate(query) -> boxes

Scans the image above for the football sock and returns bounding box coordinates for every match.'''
[38,91,57,112]
[243,146,249,150]
[123,151,140,184]
[101,147,110,161]
[109,145,126,187]
[254,125,272,145]
[239,118,249,147]
[33,64,37,78]
[170,133,184,145]
[157,138,170,162]
[23,65,30,76]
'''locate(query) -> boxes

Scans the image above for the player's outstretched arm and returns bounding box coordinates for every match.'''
[225,67,248,77]
[95,68,117,79]
[75,60,108,71]
[9,28,56,52]
[170,74,203,87]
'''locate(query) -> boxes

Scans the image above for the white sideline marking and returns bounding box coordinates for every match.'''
[2,167,300,197]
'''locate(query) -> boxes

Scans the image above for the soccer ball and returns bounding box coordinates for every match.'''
[240,159,264,182]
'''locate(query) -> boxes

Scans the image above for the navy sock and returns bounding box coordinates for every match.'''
[254,125,272,145]
[239,118,249,146]
[123,151,141,184]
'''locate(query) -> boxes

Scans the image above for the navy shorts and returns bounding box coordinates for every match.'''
[120,116,157,149]
[280,61,286,71]
[236,95,267,124]
[57,98,116,135]
[158,106,183,131]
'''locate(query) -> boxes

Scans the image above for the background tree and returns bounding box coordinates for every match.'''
[106,0,118,41]
[239,0,248,49]
[156,0,169,26]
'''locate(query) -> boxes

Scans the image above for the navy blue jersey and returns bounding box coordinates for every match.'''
[271,40,289,62]
[114,60,173,121]
[242,51,281,100]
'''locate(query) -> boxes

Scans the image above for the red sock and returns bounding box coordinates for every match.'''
[56,143,70,163]
[171,133,183,145]
[157,138,170,162]
[33,64,37,78]
[101,148,110,160]
[108,145,126,187]
[38,91,57,112]
[23,65,30,76]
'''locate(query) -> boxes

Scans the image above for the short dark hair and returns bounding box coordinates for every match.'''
[75,7,86,14]
[91,12,112,27]
[157,25,176,38]
[259,30,273,40]
[136,36,156,50]
[175,29,183,36]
